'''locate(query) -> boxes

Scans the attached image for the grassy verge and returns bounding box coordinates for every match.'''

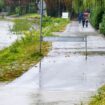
[11,16,69,35]
[42,17,69,36]
[0,16,69,81]
[20,13,40,19]
[0,39,50,81]
[8,13,40,19]
[88,85,105,105]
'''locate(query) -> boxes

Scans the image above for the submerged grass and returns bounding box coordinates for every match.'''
[0,16,69,81]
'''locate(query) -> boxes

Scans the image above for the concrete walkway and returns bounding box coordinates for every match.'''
[1,21,105,105]
[0,21,18,50]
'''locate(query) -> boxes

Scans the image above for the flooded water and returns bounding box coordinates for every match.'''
[0,21,105,105]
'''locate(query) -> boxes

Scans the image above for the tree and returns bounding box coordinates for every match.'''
[0,0,4,11]
[5,0,37,14]
[45,0,73,17]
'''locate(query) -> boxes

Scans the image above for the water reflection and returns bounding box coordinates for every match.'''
[1,55,105,105]
[38,55,105,91]
[32,93,42,105]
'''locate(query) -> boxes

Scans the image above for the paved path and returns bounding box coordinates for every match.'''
[0,21,18,50]
[1,21,105,105]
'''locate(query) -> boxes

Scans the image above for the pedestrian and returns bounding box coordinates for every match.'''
[82,15,85,28]
[78,12,83,23]
[84,10,89,27]
[86,18,89,27]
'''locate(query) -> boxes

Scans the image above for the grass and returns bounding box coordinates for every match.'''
[0,13,40,22]
[11,19,34,34]
[0,38,50,81]
[0,30,50,81]
[20,13,40,19]
[42,17,69,36]
[7,13,40,20]
[0,16,69,81]
[88,85,105,105]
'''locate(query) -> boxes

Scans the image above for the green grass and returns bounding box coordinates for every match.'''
[88,85,105,105]
[11,19,35,34]
[8,13,40,19]
[42,17,69,36]
[11,16,69,36]
[0,16,69,81]
[21,13,40,19]
[0,38,50,81]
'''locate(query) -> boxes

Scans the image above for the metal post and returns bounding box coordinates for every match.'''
[39,61,42,89]
[42,0,43,16]
[85,36,87,60]
[40,0,43,53]
[39,0,43,90]
[58,0,60,17]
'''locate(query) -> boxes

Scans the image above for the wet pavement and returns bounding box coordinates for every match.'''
[0,21,18,50]
[1,21,105,105]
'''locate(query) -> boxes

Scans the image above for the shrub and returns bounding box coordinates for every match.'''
[90,7,104,29]
[100,14,105,35]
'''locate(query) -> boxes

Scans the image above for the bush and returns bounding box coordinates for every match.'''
[100,14,105,35]
[90,7,104,29]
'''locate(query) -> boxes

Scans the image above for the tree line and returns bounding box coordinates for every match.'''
[0,0,105,34]
[45,0,105,34]
[0,0,38,15]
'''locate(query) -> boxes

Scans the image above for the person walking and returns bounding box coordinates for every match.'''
[82,14,85,28]
[84,10,89,27]
[86,18,89,27]
[78,12,83,23]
